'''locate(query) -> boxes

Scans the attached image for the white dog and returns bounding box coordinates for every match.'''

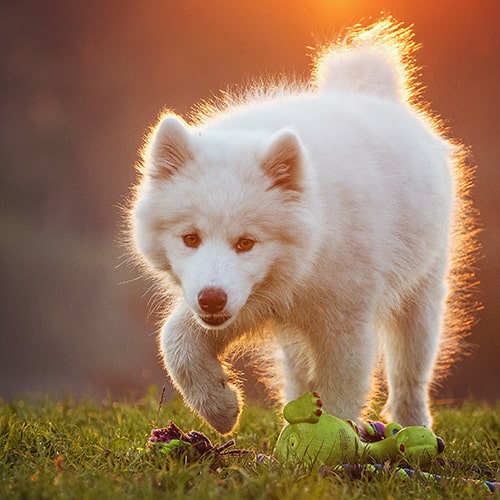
[130,20,475,434]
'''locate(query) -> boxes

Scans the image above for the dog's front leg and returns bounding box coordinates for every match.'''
[159,301,241,434]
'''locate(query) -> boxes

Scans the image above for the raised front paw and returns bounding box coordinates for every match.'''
[188,380,242,435]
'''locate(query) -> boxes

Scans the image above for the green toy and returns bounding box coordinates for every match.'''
[273,392,445,467]
[148,392,499,493]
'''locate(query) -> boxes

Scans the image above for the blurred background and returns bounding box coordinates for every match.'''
[1,0,498,403]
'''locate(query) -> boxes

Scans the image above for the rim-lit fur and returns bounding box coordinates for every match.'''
[128,18,479,434]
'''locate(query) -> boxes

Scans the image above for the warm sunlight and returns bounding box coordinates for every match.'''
[2,0,498,496]
[2,0,497,417]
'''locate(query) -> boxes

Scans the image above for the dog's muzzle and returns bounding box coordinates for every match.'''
[199,314,232,327]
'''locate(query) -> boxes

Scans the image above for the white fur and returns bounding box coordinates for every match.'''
[131,21,457,434]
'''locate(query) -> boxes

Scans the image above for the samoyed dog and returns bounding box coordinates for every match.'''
[130,20,475,434]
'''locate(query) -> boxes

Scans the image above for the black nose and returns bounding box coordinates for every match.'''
[198,287,227,314]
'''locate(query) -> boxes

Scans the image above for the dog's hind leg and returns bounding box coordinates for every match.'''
[381,269,448,428]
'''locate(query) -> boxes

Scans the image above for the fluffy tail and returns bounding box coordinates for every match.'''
[314,18,418,102]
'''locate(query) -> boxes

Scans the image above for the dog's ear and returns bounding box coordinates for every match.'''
[261,129,304,193]
[144,115,193,179]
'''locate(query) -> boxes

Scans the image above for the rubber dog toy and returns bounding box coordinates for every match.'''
[273,392,445,467]
[148,393,498,493]
[149,420,249,457]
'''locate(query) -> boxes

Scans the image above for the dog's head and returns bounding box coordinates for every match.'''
[131,114,320,329]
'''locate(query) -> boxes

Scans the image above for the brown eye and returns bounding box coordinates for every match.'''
[235,237,255,253]
[183,233,201,248]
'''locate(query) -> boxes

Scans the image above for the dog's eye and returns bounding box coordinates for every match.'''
[235,237,255,253]
[183,233,201,248]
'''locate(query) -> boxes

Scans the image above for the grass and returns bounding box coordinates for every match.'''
[1,387,498,499]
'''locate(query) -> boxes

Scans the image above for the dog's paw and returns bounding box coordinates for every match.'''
[384,399,432,429]
[191,382,242,435]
